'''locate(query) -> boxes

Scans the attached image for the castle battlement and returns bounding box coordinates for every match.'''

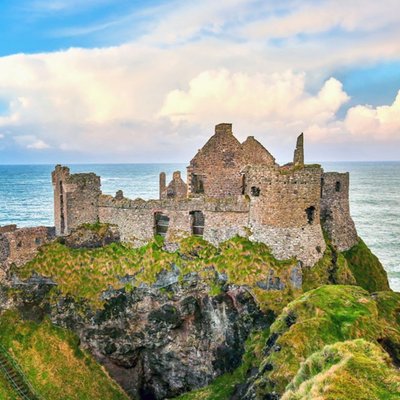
[52,124,359,266]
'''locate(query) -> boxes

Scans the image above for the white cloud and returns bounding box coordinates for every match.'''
[345,90,400,140]
[159,70,349,141]
[243,0,400,39]
[14,135,50,149]
[0,0,400,161]
[27,139,50,149]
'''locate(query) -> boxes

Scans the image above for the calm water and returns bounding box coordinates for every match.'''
[0,162,399,291]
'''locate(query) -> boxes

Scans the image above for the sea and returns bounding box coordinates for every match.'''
[0,162,399,292]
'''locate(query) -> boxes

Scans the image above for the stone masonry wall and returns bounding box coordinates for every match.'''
[187,124,278,198]
[241,136,275,166]
[160,171,188,200]
[250,225,325,267]
[0,226,55,280]
[293,133,304,166]
[51,123,356,268]
[98,194,249,246]
[321,172,358,251]
[52,165,101,235]
[244,164,325,266]
[245,164,323,228]
[187,123,245,198]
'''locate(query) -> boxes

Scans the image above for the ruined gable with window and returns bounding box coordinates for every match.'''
[52,123,358,266]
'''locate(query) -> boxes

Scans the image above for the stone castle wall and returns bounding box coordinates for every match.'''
[187,124,276,198]
[241,136,275,166]
[52,165,101,236]
[98,195,249,246]
[0,226,55,280]
[187,123,245,198]
[245,165,323,228]
[243,164,326,265]
[321,172,358,251]
[160,171,188,200]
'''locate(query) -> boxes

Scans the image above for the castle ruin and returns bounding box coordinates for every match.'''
[51,123,358,266]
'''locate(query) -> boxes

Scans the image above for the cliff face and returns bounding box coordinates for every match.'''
[54,283,270,399]
[4,272,271,400]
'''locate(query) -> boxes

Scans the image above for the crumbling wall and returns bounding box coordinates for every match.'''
[250,225,325,267]
[293,133,304,166]
[187,123,245,198]
[241,136,275,166]
[160,171,187,200]
[321,172,358,251]
[0,226,55,279]
[50,124,358,268]
[52,165,101,235]
[187,124,277,198]
[98,194,249,246]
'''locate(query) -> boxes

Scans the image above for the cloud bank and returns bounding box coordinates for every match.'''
[0,0,400,162]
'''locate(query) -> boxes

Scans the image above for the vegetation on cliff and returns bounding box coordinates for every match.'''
[0,311,129,400]
[343,238,390,292]
[175,285,400,399]
[18,235,298,312]
[282,339,400,400]
[302,240,356,291]
[241,285,400,398]
[9,226,397,399]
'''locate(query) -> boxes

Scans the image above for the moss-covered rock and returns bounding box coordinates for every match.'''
[281,339,400,400]
[302,241,356,291]
[342,239,390,292]
[62,222,120,249]
[239,285,400,399]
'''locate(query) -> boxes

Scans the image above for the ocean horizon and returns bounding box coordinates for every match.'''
[1,161,399,291]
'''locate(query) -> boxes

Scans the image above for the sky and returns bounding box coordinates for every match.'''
[0,0,399,164]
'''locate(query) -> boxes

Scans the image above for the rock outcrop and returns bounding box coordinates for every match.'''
[4,269,271,400]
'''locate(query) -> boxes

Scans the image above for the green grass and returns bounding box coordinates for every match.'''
[0,311,129,400]
[342,239,390,292]
[302,241,356,292]
[282,339,400,400]
[18,236,298,312]
[0,374,18,400]
[248,285,400,397]
[18,239,180,308]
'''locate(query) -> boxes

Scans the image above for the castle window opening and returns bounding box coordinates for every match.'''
[241,174,246,195]
[154,212,170,237]
[335,181,341,192]
[191,174,204,194]
[305,206,316,224]
[251,186,260,197]
[166,188,175,198]
[190,211,205,237]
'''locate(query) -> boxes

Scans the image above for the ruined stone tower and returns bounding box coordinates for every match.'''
[52,165,101,236]
[293,133,304,166]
